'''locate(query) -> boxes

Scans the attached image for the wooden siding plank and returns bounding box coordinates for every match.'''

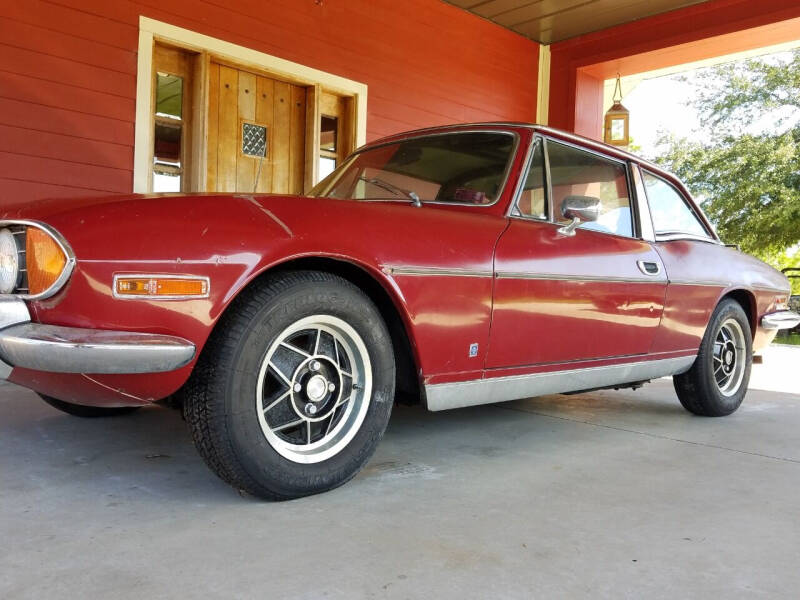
[304,84,320,193]
[216,64,238,192]
[0,1,138,51]
[0,178,117,202]
[0,44,135,99]
[0,16,136,74]
[289,85,306,195]
[0,71,135,123]
[206,61,220,192]
[0,124,132,171]
[0,98,133,146]
[0,1,137,50]
[236,70,257,192]
[254,76,274,193]
[0,152,130,193]
[271,81,291,195]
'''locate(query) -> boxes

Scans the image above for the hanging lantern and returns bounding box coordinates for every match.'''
[604,74,630,146]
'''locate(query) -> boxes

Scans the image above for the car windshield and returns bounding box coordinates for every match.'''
[308,131,515,205]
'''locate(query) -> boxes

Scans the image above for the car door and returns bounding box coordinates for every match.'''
[637,166,732,354]
[486,137,668,370]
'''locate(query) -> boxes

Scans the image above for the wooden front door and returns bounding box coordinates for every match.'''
[207,62,306,194]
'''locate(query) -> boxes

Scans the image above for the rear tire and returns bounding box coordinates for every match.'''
[674,298,752,417]
[183,271,395,500]
[39,394,141,418]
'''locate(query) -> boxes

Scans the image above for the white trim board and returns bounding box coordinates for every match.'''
[133,16,368,193]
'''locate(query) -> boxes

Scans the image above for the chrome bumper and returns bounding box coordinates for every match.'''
[761,310,800,331]
[0,299,195,379]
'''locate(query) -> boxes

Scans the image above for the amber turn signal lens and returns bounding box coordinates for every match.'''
[115,277,209,298]
[26,227,67,296]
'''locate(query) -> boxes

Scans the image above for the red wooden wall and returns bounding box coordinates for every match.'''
[0,0,540,204]
[548,0,800,138]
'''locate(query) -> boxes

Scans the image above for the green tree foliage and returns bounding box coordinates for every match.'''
[655,50,800,290]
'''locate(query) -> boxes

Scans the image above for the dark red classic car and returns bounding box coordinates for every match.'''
[1,123,798,499]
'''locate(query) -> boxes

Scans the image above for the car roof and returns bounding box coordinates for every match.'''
[365,122,675,181]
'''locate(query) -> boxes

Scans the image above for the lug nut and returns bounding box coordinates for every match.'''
[293,383,302,393]
[305,403,318,415]
[310,361,321,371]
[328,382,335,392]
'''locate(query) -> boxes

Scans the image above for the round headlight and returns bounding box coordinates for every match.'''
[0,228,20,294]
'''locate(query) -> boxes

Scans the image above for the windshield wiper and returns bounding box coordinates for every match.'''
[357,176,422,207]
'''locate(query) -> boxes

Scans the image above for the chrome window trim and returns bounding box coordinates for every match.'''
[112,273,211,300]
[506,134,535,217]
[656,232,722,245]
[533,125,683,182]
[0,220,76,301]
[314,129,520,208]
[507,135,551,223]
[540,136,637,240]
[542,134,630,168]
[424,355,697,411]
[543,136,554,222]
[639,168,719,242]
[630,163,655,243]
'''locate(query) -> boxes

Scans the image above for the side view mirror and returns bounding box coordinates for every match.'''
[558,195,601,236]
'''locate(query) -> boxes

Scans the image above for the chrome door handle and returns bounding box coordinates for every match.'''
[637,260,662,276]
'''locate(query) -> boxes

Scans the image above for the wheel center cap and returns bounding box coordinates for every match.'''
[306,374,328,402]
[725,350,734,365]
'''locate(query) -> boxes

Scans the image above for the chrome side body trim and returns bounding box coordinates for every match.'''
[424,355,697,411]
[495,271,665,284]
[383,266,493,278]
[0,323,195,374]
[761,310,800,331]
[0,220,77,301]
[668,279,729,287]
[752,285,791,294]
[112,273,211,300]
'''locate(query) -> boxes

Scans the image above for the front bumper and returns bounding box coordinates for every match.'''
[761,310,800,331]
[0,299,195,379]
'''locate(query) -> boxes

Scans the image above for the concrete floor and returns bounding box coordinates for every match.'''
[1,347,799,599]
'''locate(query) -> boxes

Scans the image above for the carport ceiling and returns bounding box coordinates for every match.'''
[445,0,710,44]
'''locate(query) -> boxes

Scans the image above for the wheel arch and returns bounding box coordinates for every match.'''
[720,288,757,339]
[210,255,423,404]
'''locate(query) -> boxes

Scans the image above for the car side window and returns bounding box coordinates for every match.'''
[514,138,547,219]
[641,171,710,238]
[547,141,633,238]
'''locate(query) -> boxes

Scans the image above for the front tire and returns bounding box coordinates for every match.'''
[39,394,141,418]
[674,298,752,417]
[183,271,395,500]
